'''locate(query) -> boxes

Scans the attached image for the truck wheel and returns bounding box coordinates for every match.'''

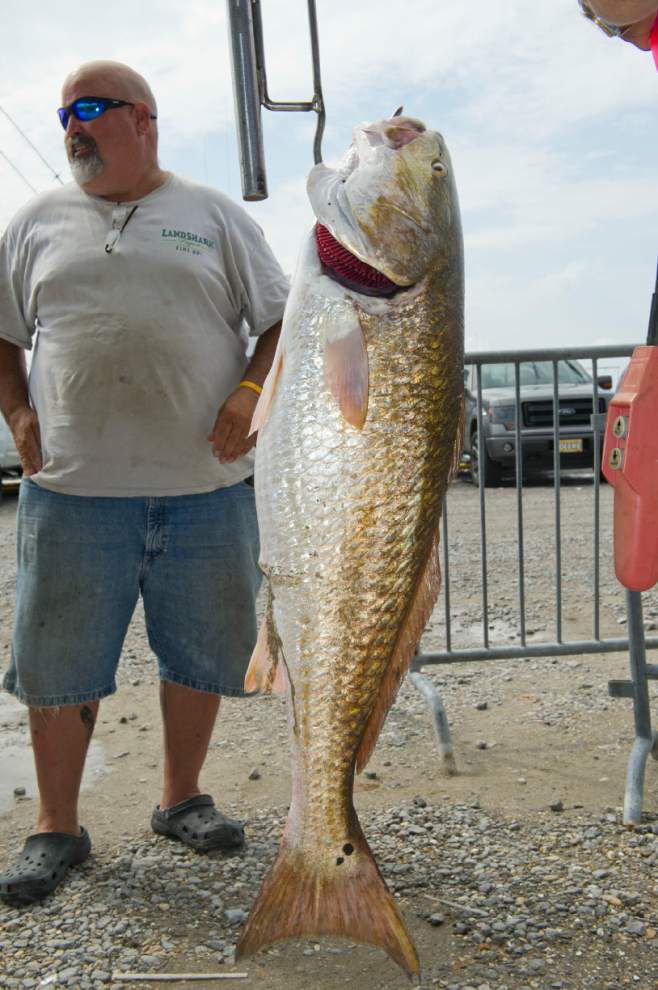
[469,428,503,487]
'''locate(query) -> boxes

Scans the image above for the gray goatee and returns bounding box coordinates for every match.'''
[68,140,105,185]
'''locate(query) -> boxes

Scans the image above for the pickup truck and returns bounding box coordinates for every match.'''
[462,360,613,486]
[0,417,22,498]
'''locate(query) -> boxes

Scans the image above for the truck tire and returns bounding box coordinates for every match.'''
[469,427,503,487]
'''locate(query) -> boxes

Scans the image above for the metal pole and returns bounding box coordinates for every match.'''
[442,499,451,653]
[514,361,526,645]
[307,1,326,165]
[226,0,268,200]
[226,0,325,200]
[475,365,490,648]
[592,357,601,641]
[622,589,658,826]
[552,360,563,643]
[408,670,457,776]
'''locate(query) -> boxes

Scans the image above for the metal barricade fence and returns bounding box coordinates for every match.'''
[412,344,658,825]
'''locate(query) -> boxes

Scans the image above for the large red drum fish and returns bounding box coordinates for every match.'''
[237,113,464,980]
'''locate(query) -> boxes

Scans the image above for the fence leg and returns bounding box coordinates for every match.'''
[408,670,457,776]
[621,589,658,827]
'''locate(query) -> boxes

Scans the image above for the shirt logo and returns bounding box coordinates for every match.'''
[161,228,216,256]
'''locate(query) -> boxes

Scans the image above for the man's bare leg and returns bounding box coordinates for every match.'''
[30,701,98,835]
[159,681,220,809]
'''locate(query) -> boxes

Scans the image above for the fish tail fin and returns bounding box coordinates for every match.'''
[236,828,420,980]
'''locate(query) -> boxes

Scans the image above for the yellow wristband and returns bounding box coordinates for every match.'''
[239,379,263,396]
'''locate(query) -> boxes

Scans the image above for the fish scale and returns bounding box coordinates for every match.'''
[237,116,464,980]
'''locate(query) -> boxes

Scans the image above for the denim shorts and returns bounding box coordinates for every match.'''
[2,478,261,707]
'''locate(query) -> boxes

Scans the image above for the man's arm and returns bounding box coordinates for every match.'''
[207,320,282,465]
[0,337,42,474]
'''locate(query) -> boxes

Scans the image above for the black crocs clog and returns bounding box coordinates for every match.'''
[151,794,245,852]
[0,828,91,906]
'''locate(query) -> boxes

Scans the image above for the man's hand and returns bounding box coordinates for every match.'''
[207,321,281,465]
[8,406,42,475]
[207,386,259,464]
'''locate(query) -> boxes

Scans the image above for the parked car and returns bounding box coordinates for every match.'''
[462,360,613,486]
[0,417,22,498]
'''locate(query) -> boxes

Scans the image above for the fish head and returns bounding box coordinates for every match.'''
[308,115,460,287]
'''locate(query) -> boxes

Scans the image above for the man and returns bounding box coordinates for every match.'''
[0,60,288,905]
[579,0,658,51]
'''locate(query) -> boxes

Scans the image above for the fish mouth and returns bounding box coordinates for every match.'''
[358,115,426,153]
[337,115,426,180]
[316,223,411,298]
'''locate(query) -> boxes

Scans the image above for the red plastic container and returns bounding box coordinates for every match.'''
[602,345,658,591]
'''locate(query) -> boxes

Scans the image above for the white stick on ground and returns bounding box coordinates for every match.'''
[111,974,248,983]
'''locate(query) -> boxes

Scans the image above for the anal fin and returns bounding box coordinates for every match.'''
[244,617,286,696]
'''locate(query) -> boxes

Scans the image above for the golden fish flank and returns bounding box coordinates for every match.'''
[237,114,464,980]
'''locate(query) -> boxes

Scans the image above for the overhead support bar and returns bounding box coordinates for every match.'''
[226,0,325,201]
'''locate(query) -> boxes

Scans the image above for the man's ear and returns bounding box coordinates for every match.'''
[133,102,152,135]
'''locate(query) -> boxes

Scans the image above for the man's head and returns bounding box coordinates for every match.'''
[579,1,657,50]
[60,61,160,199]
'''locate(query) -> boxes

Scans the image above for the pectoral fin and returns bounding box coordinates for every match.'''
[323,308,369,430]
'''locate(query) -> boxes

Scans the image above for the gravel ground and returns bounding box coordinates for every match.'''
[0,475,657,990]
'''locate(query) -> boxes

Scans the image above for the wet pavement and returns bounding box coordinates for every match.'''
[0,692,108,814]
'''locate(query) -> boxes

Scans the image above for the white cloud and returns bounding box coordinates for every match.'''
[0,0,656,354]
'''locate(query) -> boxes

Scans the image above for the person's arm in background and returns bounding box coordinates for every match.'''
[0,337,42,474]
[584,1,658,49]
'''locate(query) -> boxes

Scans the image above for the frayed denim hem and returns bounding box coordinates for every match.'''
[1,677,117,708]
[159,667,254,699]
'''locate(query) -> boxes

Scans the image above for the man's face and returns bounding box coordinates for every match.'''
[621,12,657,50]
[60,72,146,196]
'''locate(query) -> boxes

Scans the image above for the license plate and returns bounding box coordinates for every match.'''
[559,438,583,453]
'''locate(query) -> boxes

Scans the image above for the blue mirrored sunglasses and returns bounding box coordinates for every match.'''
[57,96,157,130]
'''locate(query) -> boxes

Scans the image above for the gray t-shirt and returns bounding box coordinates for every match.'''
[0,174,288,496]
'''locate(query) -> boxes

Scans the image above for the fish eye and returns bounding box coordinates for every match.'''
[431,159,447,176]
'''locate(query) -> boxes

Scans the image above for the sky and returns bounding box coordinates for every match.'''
[0,0,656,366]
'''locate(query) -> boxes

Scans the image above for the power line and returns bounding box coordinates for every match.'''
[0,103,63,185]
[0,149,38,193]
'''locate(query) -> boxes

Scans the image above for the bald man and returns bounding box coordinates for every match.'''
[0,61,288,904]
[580,0,658,50]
